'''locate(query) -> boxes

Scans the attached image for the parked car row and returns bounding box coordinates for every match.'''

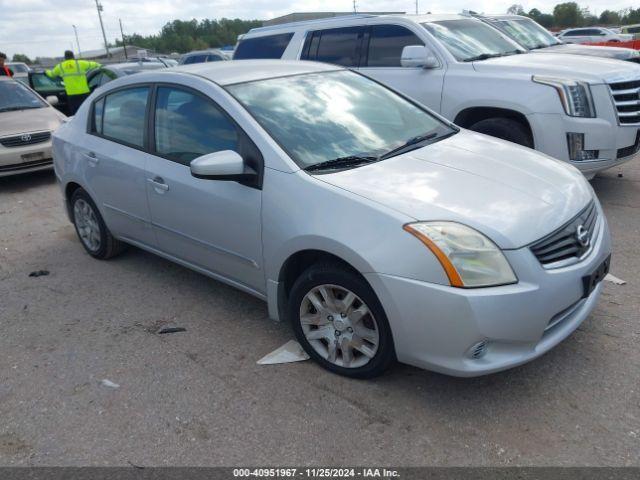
[5,12,639,380]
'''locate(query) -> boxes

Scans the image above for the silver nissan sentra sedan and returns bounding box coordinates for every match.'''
[52,60,611,378]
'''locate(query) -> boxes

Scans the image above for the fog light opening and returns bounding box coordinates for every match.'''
[467,340,488,360]
[567,133,599,161]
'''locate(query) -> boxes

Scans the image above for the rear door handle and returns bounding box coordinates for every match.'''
[84,151,99,165]
[147,176,169,193]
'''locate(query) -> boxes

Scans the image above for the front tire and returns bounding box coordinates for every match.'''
[288,263,395,378]
[70,188,124,259]
[468,117,533,148]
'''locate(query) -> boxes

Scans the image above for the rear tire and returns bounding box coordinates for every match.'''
[468,117,533,148]
[70,188,124,260]
[288,263,395,379]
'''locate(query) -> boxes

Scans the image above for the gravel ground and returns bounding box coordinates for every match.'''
[0,160,638,467]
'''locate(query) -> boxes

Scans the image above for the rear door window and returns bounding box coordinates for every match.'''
[366,24,424,67]
[305,27,365,67]
[99,87,149,148]
[233,33,294,59]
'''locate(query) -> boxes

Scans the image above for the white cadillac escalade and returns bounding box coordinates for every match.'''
[234,13,640,177]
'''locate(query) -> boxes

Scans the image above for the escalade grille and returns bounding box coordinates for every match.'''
[530,201,598,267]
[0,131,51,148]
[608,79,640,125]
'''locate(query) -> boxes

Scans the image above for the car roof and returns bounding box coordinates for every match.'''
[182,49,225,56]
[246,13,471,35]
[169,60,342,86]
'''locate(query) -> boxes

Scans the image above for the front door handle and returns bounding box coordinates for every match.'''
[147,176,169,193]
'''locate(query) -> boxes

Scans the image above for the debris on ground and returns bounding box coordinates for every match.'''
[257,340,310,365]
[28,270,49,277]
[157,327,187,334]
[604,274,626,285]
[100,379,120,389]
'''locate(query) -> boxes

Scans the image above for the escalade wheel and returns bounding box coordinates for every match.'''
[288,263,395,378]
[469,117,533,148]
[70,188,124,259]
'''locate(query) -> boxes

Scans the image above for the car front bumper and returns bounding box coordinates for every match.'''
[0,141,53,177]
[365,205,612,377]
[528,110,639,178]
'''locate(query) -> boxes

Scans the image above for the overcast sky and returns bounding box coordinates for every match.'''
[0,0,636,58]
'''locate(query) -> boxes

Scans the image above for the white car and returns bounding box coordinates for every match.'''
[557,27,633,44]
[0,78,66,176]
[52,61,611,378]
[235,14,640,178]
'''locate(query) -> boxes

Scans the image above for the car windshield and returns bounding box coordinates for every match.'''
[226,71,455,170]
[0,80,46,112]
[495,18,561,49]
[422,19,526,61]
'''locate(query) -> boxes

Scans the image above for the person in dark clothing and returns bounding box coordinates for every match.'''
[0,53,13,77]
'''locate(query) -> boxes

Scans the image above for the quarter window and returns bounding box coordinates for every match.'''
[99,87,149,148]
[233,33,294,59]
[154,86,238,165]
[367,25,424,67]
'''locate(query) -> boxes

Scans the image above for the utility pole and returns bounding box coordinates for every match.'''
[72,25,82,57]
[353,0,356,13]
[119,18,127,59]
[94,0,110,58]
[416,0,419,14]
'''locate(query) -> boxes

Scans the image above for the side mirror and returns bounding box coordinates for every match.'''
[46,95,59,106]
[190,150,257,183]
[401,45,439,69]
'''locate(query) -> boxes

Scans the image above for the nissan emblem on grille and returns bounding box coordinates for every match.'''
[576,225,590,248]
[20,134,32,142]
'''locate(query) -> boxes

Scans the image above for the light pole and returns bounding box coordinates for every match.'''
[94,0,110,58]
[72,24,82,57]
[416,0,419,14]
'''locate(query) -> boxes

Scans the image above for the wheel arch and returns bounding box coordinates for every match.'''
[454,106,534,147]
[275,249,374,323]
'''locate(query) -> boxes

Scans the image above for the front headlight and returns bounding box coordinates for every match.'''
[403,222,517,288]
[533,75,595,117]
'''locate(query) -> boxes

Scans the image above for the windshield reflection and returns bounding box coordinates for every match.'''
[227,71,454,169]
[496,18,561,49]
[423,19,525,61]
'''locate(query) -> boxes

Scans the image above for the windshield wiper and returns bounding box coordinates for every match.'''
[378,132,438,160]
[529,43,550,50]
[463,53,503,62]
[304,155,378,172]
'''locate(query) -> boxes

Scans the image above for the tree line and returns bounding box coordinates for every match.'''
[113,18,262,54]
[507,3,640,28]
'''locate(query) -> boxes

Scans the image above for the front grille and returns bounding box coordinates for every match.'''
[617,130,640,158]
[0,131,51,148]
[608,79,640,124]
[530,201,598,267]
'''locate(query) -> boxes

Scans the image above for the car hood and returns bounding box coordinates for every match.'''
[0,107,64,137]
[540,43,639,60]
[472,52,640,84]
[316,131,593,249]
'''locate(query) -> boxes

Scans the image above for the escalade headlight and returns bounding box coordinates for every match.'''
[533,76,595,118]
[404,222,517,288]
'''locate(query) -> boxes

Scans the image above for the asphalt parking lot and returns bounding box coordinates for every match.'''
[0,160,639,467]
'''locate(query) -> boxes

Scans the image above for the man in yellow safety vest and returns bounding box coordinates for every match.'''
[46,51,101,115]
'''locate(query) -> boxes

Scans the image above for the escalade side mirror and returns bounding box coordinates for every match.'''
[190,150,257,183]
[401,45,439,69]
